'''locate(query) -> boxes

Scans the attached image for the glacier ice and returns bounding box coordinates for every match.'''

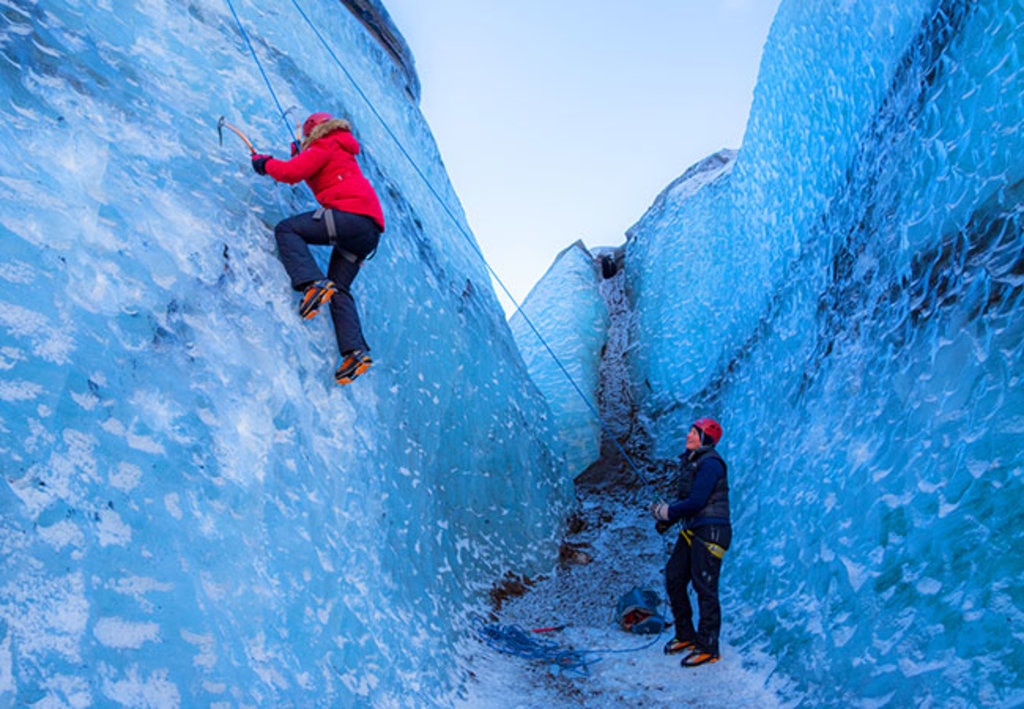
[0,1,573,706]
[509,241,608,479]
[623,0,1024,706]
[3,0,1024,706]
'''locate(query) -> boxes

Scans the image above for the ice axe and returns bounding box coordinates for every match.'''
[282,105,303,144]
[217,116,256,154]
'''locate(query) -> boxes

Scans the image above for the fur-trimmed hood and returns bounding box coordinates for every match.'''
[301,118,353,151]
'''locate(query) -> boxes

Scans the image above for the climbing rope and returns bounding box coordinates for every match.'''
[476,622,592,677]
[225,0,659,496]
[474,619,665,678]
[223,0,295,144]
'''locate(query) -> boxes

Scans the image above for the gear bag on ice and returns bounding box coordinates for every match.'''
[615,586,667,635]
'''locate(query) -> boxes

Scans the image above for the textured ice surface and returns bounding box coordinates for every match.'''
[509,242,608,478]
[0,1,572,706]
[5,0,1024,706]
[625,1,1024,706]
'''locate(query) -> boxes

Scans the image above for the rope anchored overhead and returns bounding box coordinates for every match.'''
[222,0,659,498]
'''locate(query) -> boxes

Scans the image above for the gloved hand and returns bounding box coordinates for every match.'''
[251,154,271,175]
[290,141,301,157]
[650,502,670,522]
[655,520,673,535]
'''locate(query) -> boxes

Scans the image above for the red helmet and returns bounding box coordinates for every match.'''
[692,417,723,446]
[302,112,333,138]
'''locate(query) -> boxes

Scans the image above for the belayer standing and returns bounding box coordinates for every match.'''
[650,417,731,667]
[251,112,384,385]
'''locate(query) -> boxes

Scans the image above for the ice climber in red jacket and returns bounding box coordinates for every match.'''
[251,112,384,385]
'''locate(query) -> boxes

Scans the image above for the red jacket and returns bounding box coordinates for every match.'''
[266,128,385,231]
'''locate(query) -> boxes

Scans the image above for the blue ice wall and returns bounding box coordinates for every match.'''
[0,1,572,706]
[509,241,608,478]
[626,0,1024,706]
[625,148,736,444]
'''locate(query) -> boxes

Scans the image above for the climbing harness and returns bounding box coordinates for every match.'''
[680,529,727,559]
[222,11,676,674]
[312,207,360,264]
[222,0,661,501]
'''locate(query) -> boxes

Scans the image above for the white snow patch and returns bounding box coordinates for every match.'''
[181,630,218,670]
[37,519,85,551]
[840,555,868,592]
[100,665,181,709]
[0,634,12,694]
[164,492,183,520]
[96,508,132,547]
[109,462,143,492]
[93,617,160,649]
[0,302,74,364]
[0,379,43,401]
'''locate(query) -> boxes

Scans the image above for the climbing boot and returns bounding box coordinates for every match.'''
[680,648,720,667]
[663,638,697,655]
[299,279,336,320]
[335,350,373,385]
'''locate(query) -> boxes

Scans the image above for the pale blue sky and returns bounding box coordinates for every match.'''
[383,1,782,310]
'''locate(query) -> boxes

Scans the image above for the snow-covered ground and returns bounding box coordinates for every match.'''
[456,488,785,708]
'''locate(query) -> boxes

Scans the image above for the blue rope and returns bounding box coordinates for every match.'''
[285,1,658,495]
[475,621,665,678]
[224,0,297,146]
[476,622,592,677]
[223,0,657,494]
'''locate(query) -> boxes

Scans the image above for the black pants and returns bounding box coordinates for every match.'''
[664,524,731,655]
[274,210,380,355]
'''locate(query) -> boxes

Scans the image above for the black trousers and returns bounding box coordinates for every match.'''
[274,210,380,355]
[664,524,731,655]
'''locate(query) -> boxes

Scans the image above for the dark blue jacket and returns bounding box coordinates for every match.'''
[666,447,730,530]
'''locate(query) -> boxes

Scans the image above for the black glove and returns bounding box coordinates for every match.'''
[655,520,673,535]
[251,154,271,175]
